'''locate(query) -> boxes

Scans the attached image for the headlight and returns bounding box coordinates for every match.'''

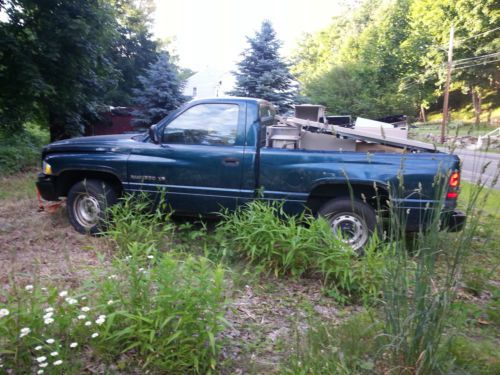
[43,161,52,175]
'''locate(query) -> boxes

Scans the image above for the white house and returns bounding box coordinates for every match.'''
[183,66,235,99]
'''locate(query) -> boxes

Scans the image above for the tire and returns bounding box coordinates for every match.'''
[67,179,117,234]
[317,197,377,252]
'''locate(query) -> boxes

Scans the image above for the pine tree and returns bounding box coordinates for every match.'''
[132,52,186,127]
[230,21,296,112]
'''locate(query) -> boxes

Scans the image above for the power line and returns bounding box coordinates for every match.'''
[399,73,439,91]
[417,26,500,52]
[452,58,500,71]
[455,26,500,44]
[452,52,500,66]
[399,57,500,91]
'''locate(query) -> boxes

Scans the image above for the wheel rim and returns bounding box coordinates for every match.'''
[73,193,101,229]
[329,213,368,251]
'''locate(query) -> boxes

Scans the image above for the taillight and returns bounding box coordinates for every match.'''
[447,171,460,199]
[449,172,460,187]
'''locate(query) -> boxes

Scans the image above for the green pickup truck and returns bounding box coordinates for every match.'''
[36,97,465,250]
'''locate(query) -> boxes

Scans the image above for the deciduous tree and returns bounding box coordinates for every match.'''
[0,0,119,140]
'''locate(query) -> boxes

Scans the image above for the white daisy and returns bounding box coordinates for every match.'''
[19,327,31,337]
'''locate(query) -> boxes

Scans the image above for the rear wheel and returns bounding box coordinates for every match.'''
[317,198,377,252]
[67,179,117,234]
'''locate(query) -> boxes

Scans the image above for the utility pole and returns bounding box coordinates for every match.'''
[441,25,454,144]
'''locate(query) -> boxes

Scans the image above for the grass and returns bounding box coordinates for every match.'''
[460,181,500,217]
[0,170,37,200]
[409,107,500,150]
[1,171,499,374]
[425,106,500,124]
[409,121,499,147]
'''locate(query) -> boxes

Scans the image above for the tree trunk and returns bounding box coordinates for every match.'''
[470,86,482,128]
[475,93,482,127]
[420,104,427,123]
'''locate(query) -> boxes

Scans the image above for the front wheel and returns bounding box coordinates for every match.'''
[67,179,117,234]
[317,198,377,252]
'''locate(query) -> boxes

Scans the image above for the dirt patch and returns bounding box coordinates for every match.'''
[0,198,111,292]
[221,277,353,374]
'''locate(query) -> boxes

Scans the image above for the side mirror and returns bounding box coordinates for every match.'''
[149,124,160,144]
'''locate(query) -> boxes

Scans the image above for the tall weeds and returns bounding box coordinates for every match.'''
[381,166,497,373]
[285,161,498,374]
[216,200,388,304]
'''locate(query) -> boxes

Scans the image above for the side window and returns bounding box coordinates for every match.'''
[162,104,239,146]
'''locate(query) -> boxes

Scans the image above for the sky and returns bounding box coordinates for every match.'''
[152,0,349,72]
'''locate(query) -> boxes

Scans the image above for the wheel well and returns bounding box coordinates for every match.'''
[56,170,123,197]
[306,183,389,215]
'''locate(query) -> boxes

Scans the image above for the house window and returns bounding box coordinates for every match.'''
[192,87,197,97]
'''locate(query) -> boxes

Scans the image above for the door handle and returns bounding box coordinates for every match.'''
[222,157,240,166]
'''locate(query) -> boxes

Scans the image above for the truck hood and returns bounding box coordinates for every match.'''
[42,133,145,155]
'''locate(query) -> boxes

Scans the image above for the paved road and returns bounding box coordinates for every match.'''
[445,149,500,190]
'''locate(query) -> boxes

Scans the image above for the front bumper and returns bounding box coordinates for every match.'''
[36,173,59,201]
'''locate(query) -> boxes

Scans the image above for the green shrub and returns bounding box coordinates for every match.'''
[319,237,389,305]
[0,123,48,175]
[216,201,341,277]
[94,242,227,373]
[105,192,176,254]
[215,200,388,304]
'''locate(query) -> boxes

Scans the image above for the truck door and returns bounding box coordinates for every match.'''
[127,102,246,214]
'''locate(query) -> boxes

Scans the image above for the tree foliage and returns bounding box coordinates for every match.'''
[0,0,175,140]
[230,21,297,112]
[0,0,120,140]
[292,0,499,119]
[132,52,186,127]
[105,0,158,105]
